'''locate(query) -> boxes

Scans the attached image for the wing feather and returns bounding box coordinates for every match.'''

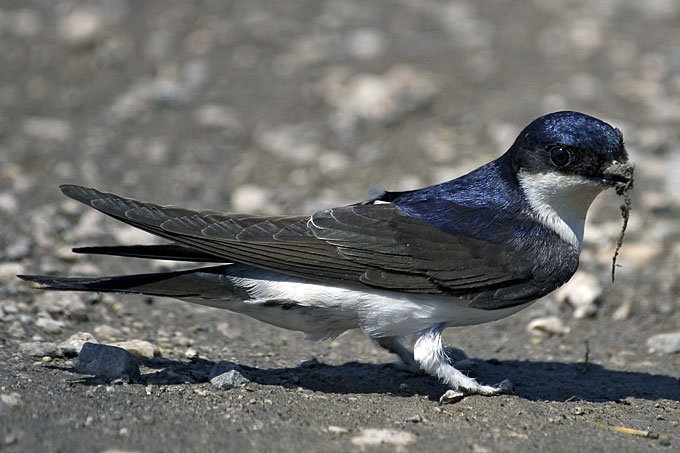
[61,185,548,305]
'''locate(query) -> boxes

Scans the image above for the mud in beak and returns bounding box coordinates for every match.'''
[602,161,635,195]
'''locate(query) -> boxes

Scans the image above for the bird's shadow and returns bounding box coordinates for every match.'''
[69,355,680,403]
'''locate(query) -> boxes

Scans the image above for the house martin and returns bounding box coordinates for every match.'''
[19,111,634,403]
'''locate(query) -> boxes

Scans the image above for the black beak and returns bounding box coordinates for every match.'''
[602,161,634,187]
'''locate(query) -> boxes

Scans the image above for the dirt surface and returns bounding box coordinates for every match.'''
[1,1,680,452]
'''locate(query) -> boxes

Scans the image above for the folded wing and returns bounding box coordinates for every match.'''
[61,185,545,307]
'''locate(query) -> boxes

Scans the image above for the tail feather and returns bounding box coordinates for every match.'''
[72,244,225,262]
[17,265,251,300]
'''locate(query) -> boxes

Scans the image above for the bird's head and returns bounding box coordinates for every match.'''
[510,111,633,191]
[508,111,634,250]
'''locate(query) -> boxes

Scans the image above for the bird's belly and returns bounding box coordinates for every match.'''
[184,274,536,339]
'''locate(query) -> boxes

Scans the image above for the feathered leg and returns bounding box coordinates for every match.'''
[413,325,513,403]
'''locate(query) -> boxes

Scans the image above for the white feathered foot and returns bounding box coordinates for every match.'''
[374,326,513,403]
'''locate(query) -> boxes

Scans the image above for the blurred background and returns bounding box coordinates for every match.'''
[0,1,679,450]
[2,0,679,317]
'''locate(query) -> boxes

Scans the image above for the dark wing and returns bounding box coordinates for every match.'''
[61,185,556,307]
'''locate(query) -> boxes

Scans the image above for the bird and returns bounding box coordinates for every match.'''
[19,111,633,403]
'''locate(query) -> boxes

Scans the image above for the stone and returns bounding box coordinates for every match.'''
[647,332,680,354]
[527,316,571,336]
[351,428,415,448]
[93,324,124,342]
[209,361,250,389]
[35,316,65,335]
[74,342,140,381]
[59,332,98,357]
[555,271,602,319]
[327,425,350,434]
[210,370,249,390]
[109,340,160,359]
[0,393,22,408]
[19,341,61,358]
[58,8,104,47]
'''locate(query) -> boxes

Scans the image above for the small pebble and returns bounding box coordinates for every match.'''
[35,316,65,335]
[109,339,160,359]
[93,325,124,342]
[184,347,199,359]
[58,8,104,47]
[351,428,415,448]
[209,362,250,389]
[0,393,23,408]
[328,425,350,435]
[59,332,98,357]
[555,271,602,319]
[4,433,17,446]
[19,341,61,358]
[527,316,571,336]
[646,332,680,354]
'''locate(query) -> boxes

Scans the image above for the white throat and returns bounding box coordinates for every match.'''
[518,170,606,251]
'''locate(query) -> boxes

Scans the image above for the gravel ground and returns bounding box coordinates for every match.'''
[2,1,680,452]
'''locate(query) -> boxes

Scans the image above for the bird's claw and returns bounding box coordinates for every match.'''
[439,379,514,404]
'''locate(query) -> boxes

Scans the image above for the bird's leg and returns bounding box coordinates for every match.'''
[373,336,422,374]
[413,325,513,404]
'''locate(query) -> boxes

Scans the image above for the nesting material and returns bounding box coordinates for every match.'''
[609,163,635,281]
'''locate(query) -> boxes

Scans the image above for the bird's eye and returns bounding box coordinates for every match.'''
[549,145,572,168]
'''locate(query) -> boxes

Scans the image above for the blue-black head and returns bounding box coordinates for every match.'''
[508,111,631,187]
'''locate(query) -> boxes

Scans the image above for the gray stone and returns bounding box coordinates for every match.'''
[555,271,602,319]
[75,342,140,381]
[109,339,160,359]
[210,370,249,390]
[647,332,680,354]
[209,361,249,389]
[58,8,104,47]
[35,316,65,335]
[93,324,123,342]
[19,341,61,358]
[527,316,571,336]
[59,332,98,357]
